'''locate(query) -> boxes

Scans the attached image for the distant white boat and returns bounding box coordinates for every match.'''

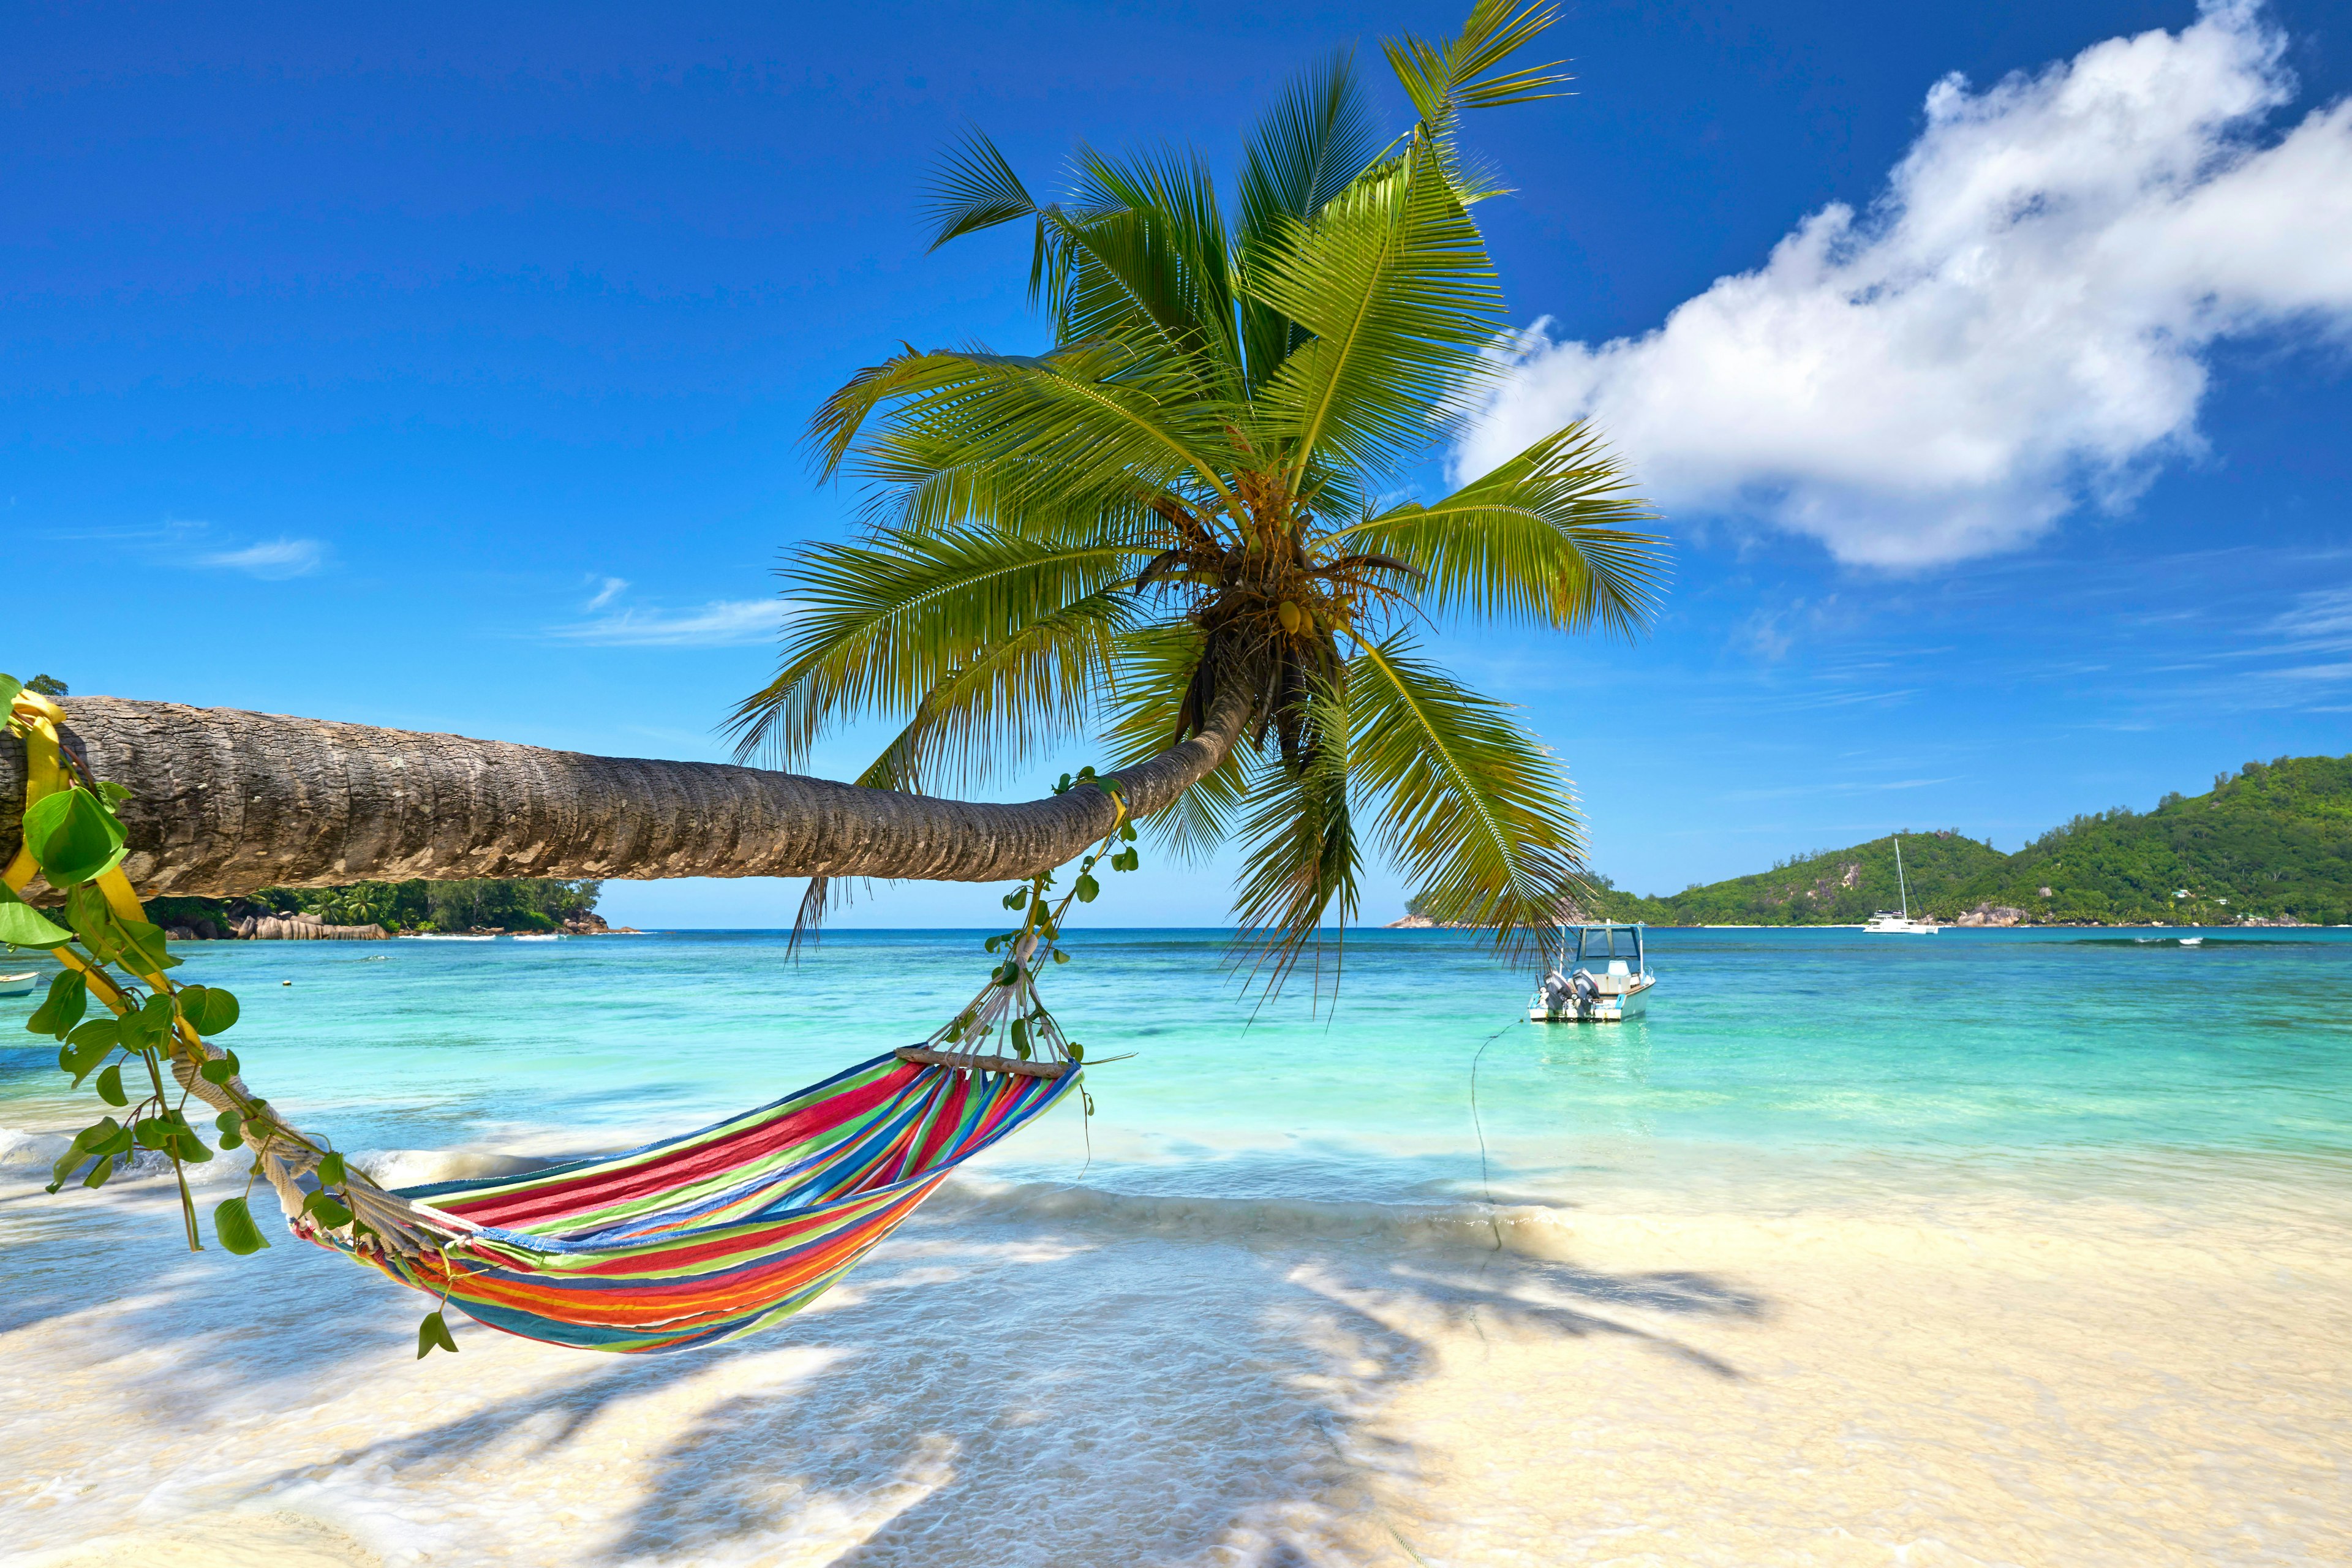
[1865,836,1941,933]
[0,971,38,998]
[1531,922,1656,1022]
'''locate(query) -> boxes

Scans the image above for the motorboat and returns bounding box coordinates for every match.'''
[1530,922,1655,1022]
[0,971,38,998]
[1864,835,1940,933]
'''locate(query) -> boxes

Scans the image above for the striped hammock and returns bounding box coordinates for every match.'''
[306,1052,1078,1353]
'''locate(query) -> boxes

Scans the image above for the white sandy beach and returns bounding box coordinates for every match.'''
[5,1156,2347,1567]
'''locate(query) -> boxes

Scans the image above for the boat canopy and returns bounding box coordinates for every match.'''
[1557,921,1648,969]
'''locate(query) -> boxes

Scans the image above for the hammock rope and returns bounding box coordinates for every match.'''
[7,687,1091,1354]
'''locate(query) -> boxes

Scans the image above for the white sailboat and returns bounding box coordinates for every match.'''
[1864,836,1941,933]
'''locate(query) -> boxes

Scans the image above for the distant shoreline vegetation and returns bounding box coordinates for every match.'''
[145,878,605,938]
[1403,753,2352,929]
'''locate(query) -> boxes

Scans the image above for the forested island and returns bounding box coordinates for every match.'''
[1403,753,2351,929]
[145,878,612,939]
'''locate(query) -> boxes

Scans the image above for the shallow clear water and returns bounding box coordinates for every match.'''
[9,925,2347,1199]
[4,927,2348,1567]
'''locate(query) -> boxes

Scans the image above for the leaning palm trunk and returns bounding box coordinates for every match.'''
[1,688,1254,900]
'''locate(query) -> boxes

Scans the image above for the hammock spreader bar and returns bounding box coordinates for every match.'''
[308,1050,1079,1353]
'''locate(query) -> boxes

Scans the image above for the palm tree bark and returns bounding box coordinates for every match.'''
[3,690,1254,899]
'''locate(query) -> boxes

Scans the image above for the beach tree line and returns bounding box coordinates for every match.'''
[144,878,603,937]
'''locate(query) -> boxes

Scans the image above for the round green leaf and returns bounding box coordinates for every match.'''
[26,970,88,1036]
[0,892,74,950]
[213,1195,272,1255]
[178,985,240,1036]
[21,788,128,889]
[317,1151,347,1187]
[94,1063,127,1106]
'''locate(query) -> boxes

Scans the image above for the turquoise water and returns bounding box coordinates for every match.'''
[7,925,2348,1207]
[6,925,2350,1567]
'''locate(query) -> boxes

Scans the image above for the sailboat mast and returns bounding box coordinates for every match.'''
[1895,835,1910,919]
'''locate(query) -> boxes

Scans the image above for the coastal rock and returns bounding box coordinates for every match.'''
[1950,903,2027,927]
[233,913,389,940]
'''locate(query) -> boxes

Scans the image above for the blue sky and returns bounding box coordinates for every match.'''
[6,0,2348,927]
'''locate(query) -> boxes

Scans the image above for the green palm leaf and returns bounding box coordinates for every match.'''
[1345,630,1582,950]
[1227,678,1359,991]
[728,529,1150,766]
[1384,1,1572,130]
[1101,623,1250,862]
[1250,141,1502,483]
[1329,424,1667,635]
[1236,50,1383,388]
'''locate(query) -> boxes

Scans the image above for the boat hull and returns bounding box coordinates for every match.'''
[1529,978,1653,1023]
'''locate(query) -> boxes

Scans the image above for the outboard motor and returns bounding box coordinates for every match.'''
[1570,968,1600,1005]
[1541,970,1577,1011]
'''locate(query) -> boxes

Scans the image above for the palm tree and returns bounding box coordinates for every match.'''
[4,4,1661,956]
[731,0,1664,978]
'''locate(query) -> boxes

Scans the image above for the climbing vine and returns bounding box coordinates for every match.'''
[1,674,410,1335]
[922,766,1144,1114]
[6,677,1137,1357]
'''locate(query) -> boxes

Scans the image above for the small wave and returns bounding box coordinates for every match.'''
[933,1177,1583,1261]
[0,1126,72,1171]
[349,1147,571,1189]
[0,1126,245,1190]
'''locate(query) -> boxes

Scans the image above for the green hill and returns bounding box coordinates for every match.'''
[1446,751,2352,929]
[1581,832,2008,926]
[1945,755,2352,926]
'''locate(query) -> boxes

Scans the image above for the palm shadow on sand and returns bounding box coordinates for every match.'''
[238,1197,1761,1565]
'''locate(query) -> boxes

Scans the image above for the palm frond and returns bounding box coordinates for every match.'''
[1047,145,1242,383]
[924,128,1038,250]
[1251,142,1502,483]
[1384,2,1570,133]
[1100,622,1248,863]
[823,342,1250,526]
[1226,673,1358,995]
[726,528,1148,766]
[1344,630,1581,956]
[858,587,1148,794]
[1236,51,1384,388]
[1325,424,1666,636]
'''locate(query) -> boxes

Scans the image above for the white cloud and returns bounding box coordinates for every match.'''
[198,537,326,579]
[584,575,628,609]
[548,599,780,647]
[1458,1,2352,567]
